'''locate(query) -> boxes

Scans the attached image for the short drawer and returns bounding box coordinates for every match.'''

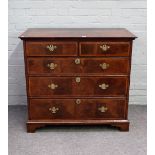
[27,57,129,75]
[80,42,130,56]
[26,41,78,56]
[29,98,126,120]
[28,77,128,97]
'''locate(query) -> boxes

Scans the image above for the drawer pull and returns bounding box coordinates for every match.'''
[49,107,59,114]
[76,77,81,83]
[48,83,58,90]
[46,45,57,52]
[47,63,57,70]
[100,44,110,51]
[98,106,108,112]
[99,83,109,90]
[99,63,109,70]
[76,99,81,104]
[75,58,80,64]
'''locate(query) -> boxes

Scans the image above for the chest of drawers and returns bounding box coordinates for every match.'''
[19,28,136,132]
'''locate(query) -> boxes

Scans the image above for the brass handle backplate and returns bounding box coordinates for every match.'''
[49,107,59,114]
[76,99,81,104]
[46,45,57,52]
[99,63,109,70]
[47,63,57,70]
[75,58,80,64]
[98,106,108,112]
[100,44,110,51]
[48,83,58,90]
[99,83,109,90]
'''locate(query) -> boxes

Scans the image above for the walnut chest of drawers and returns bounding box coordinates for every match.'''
[19,28,136,132]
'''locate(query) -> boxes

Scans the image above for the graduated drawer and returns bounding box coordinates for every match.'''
[29,98,126,120]
[27,57,129,75]
[28,77,128,97]
[80,42,130,56]
[26,41,78,56]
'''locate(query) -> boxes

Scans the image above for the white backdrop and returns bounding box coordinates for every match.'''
[8,0,147,105]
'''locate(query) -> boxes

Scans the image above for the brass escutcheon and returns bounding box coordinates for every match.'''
[75,58,80,64]
[75,77,81,83]
[76,99,81,104]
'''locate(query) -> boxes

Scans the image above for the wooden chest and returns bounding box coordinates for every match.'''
[19,28,136,132]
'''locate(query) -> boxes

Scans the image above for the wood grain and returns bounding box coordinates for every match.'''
[29,98,126,120]
[19,28,136,132]
[80,41,130,56]
[26,41,78,56]
[19,28,136,39]
[28,77,128,97]
[27,57,129,75]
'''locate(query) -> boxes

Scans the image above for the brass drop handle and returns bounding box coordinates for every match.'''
[76,99,81,104]
[99,83,109,90]
[49,107,59,114]
[98,106,108,112]
[75,58,80,64]
[46,45,57,52]
[75,77,80,83]
[99,63,109,70]
[100,44,110,51]
[48,83,58,90]
[47,63,57,70]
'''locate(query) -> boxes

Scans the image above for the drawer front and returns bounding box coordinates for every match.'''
[76,98,126,119]
[29,98,126,120]
[29,99,75,120]
[27,58,129,75]
[80,42,130,56]
[28,77,128,97]
[26,41,78,56]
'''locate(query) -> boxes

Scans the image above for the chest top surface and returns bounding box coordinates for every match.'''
[19,28,136,39]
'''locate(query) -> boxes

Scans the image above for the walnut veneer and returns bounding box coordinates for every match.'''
[19,28,136,132]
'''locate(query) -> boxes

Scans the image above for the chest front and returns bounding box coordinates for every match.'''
[19,28,136,132]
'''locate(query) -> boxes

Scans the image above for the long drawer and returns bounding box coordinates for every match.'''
[27,57,129,75]
[29,98,126,120]
[28,77,128,97]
